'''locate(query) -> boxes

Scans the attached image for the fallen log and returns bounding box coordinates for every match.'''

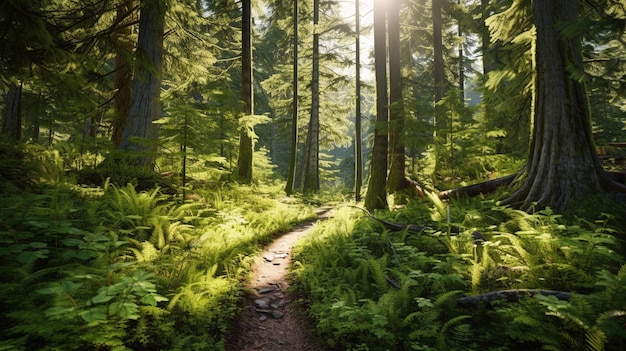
[456,289,572,308]
[438,174,517,200]
[347,206,487,242]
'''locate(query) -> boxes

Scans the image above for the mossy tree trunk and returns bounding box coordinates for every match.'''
[503,0,626,212]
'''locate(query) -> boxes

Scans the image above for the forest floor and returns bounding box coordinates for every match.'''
[225,207,333,351]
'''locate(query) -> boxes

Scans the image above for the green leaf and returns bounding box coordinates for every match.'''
[62,238,84,247]
[80,307,107,323]
[139,293,168,306]
[91,291,115,304]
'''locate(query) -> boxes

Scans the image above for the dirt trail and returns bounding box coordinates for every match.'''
[226,208,332,351]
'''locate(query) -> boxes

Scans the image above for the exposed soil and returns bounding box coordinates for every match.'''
[225,208,332,351]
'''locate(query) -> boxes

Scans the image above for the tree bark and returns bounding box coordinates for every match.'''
[432,0,446,129]
[387,0,407,195]
[237,0,254,183]
[503,0,626,212]
[118,0,167,169]
[284,0,299,195]
[301,0,321,193]
[439,174,517,199]
[2,82,23,141]
[354,0,363,202]
[364,0,389,211]
[111,0,134,147]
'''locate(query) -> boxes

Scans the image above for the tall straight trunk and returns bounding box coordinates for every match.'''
[432,0,445,106]
[2,82,22,141]
[503,0,625,212]
[432,0,447,173]
[354,0,363,202]
[387,0,406,194]
[285,0,299,195]
[364,0,389,211]
[112,0,134,147]
[301,0,320,193]
[457,0,464,103]
[118,0,167,168]
[237,0,254,183]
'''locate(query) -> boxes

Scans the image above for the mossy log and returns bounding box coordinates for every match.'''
[456,289,572,308]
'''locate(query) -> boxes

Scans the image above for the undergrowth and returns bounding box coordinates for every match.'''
[0,156,314,351]
[291,197,626,351]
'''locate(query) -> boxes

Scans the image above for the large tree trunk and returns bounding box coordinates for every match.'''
[237,0,254,183]
[301,0,320,193]
[118,0,167,168]
[111,0,134,147]
[2,82,23,141]
[387,0,407,195]
[503,0,625,212]
[364,0,389,211]
[284,0,299,195]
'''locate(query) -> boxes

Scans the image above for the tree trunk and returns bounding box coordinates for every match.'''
[457,0,464,104]
[237,0,254,183]
[301,0,320,193]
[118,0,167,169]
[284,0,299,195]
[2,82,23,141]
[364,0,389,211]
[354,0,363,202]
[387,0,407,195]
[111,0,134,147]
[432,0,445,125]
[503,0,625,212]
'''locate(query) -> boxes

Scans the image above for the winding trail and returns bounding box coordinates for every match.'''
[226,208,332,351]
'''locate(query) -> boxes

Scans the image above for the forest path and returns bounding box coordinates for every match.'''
[225,207,332,351]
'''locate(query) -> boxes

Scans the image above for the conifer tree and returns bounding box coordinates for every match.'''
[111,0,136,147]
[364,0,389,211]
[387,0,407,195]
[285,0,299,195]
[237,0,254,183]
[354,0,363,201]
[300,0,321,193]
[500,0,626,212]
[118,0,168,168]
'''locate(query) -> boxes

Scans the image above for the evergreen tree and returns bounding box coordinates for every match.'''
[387,0,407,195]
[354,0,363,201]
[365,0,389,211]
[118,0,168,168]
[237,0,254,183]
[285,0,299,195]
[501,0,626,212]
[111,0,136,147]
[300,0,321,193]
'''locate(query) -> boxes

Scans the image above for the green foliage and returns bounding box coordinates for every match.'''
[291,197,626,350]
[0,144,316,351]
